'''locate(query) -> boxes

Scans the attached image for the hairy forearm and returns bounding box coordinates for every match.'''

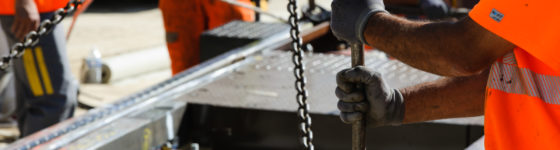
[15,0,34,5]
[364,13,506,76]
[400,69,489,123]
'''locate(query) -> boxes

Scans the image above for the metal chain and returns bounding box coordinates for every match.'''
[0,0,83,71]
[287,0,314,150]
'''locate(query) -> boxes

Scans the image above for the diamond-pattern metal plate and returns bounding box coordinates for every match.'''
[179,50,483,125]
[181,50,439,113]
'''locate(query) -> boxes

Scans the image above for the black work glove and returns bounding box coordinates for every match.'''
[336,66,405,127]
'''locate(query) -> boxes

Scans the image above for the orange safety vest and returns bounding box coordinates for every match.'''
[0,0,68,15]
[470,0,560,149]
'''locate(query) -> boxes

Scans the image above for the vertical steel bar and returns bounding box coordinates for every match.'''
[350,43,366,150]
[350,43,365,67]
[308,0,316,12]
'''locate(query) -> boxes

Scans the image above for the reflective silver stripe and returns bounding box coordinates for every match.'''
[488,53,560,104]
[502,52,517,65]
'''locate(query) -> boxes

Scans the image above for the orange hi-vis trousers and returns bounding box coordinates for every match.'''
[159,0,254,75]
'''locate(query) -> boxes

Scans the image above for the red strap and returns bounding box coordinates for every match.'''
[66,0,94,40]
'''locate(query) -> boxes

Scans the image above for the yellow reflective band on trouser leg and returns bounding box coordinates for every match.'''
[23,48,44,96]
[35,47,54,95]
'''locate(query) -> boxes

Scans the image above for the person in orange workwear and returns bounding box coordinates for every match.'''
[0,0,77,137]
[159,0,254,75]
[331,0,560,149]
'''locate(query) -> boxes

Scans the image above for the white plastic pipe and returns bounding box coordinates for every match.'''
[101,46,170,83]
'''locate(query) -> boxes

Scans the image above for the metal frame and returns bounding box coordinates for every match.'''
[5,23,292,150]
[6,21,484,149]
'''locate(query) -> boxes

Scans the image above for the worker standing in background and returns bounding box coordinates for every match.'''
[159,0,254,75]
[331,0,560,149]
[0,0,77,136]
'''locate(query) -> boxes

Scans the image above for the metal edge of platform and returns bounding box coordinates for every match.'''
[38,56,254,150]
[60,101,186,150]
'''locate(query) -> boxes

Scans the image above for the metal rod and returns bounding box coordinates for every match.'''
[350,43,366,150]
[307,0,316,13]
[221,0,288,23]
[350,43,365,67]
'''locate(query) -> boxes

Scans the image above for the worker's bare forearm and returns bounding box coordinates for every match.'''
[364,13,514,76]
[400,69,488,123]
[15,0,34,5]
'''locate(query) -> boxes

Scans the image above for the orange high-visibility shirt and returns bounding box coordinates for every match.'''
[469,0,560,149]
[0,0,69,15]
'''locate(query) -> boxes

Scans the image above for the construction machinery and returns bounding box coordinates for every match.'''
[5,1,484,150]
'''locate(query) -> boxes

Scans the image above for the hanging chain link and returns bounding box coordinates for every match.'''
[287,0,314,149]
[0,0,82,71]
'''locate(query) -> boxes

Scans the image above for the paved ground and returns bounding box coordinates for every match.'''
[63,3,172,109]
[0,0,332,147]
